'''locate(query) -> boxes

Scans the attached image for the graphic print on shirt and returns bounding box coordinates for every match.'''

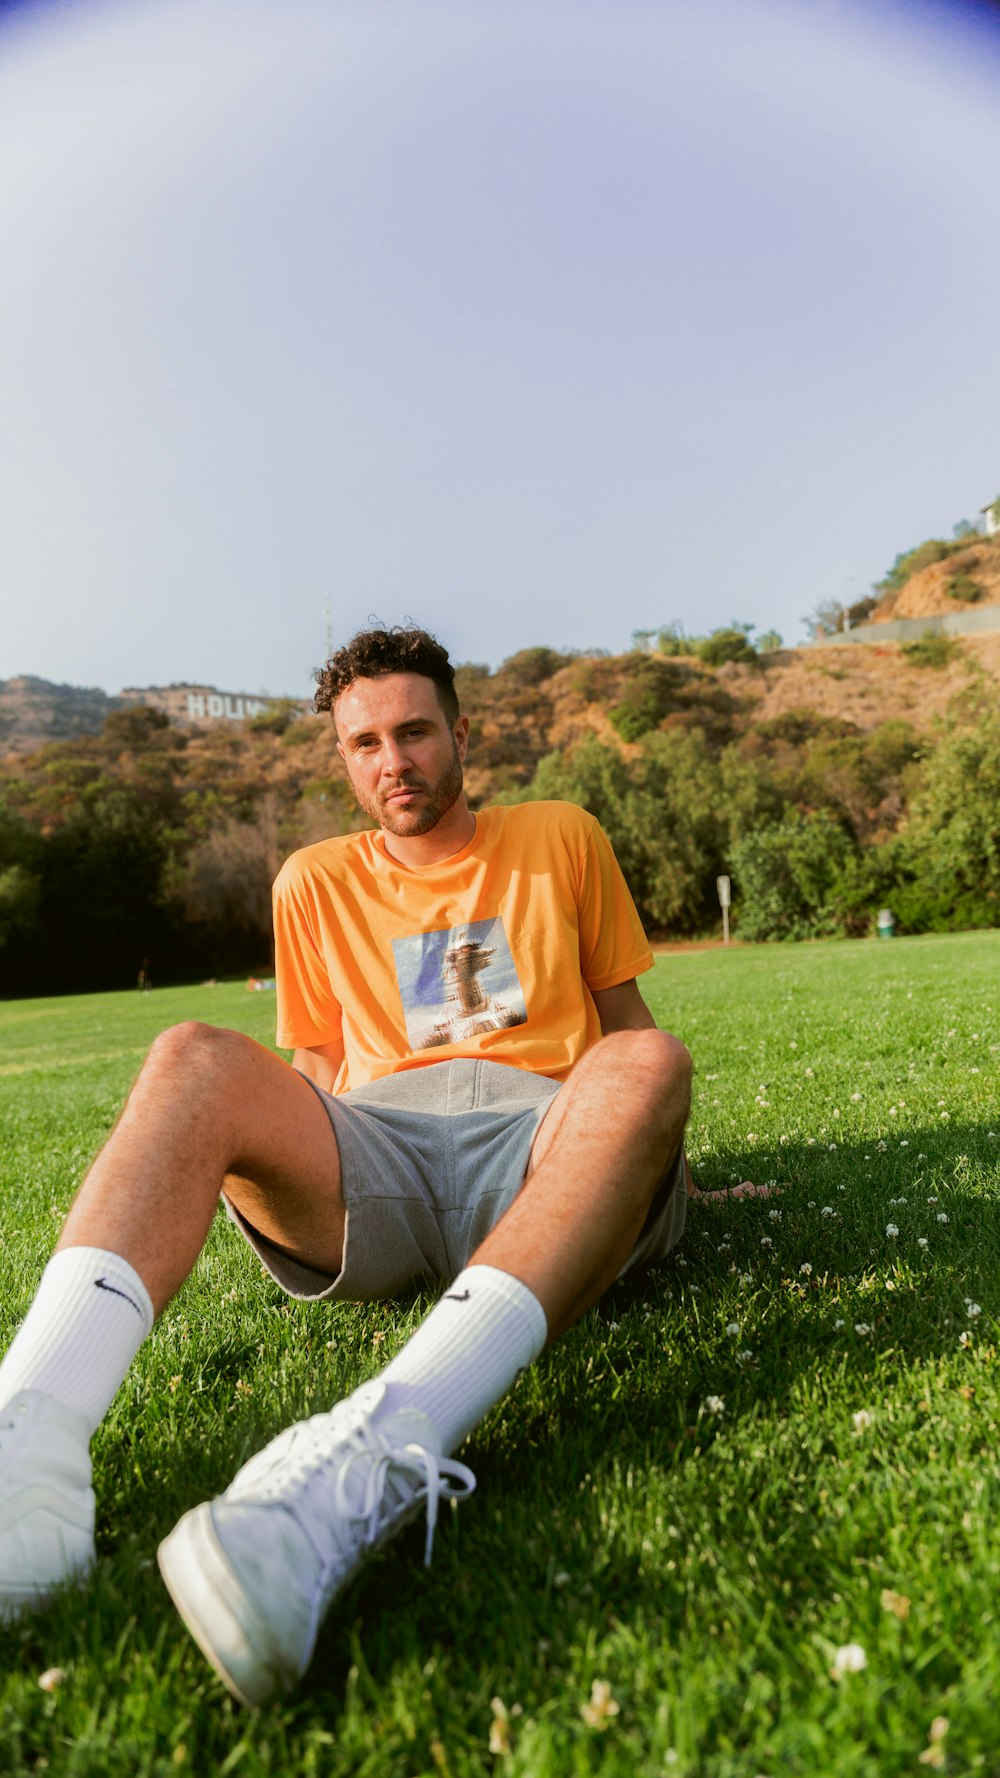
[392,915,527,1051]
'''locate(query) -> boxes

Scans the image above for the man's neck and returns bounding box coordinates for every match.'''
[379,798,477,868]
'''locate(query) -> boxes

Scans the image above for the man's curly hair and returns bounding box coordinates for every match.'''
[314,625,459,724]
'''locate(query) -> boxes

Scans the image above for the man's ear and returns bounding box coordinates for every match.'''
[335,739,345,761]
[454,714,471,761]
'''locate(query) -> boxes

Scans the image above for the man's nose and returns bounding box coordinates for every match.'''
[381,735,412,775]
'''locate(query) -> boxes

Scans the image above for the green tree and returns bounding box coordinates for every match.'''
[885,712,1000,931]
[608,658,683,742]
[729,810,857,942]
[697,627,758,667]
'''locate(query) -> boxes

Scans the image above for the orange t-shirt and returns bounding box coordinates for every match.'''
[273,801,653,1095]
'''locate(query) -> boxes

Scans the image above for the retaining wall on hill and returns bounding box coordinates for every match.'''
[814,605,1000,646]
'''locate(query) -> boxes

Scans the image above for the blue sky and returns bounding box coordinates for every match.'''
[1,0,999,697]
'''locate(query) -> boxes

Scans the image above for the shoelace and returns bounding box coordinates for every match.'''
[249,1401,476,1567]
[332,1432,476,1566]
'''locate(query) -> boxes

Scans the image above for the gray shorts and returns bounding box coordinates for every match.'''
[226,1057,686,1303]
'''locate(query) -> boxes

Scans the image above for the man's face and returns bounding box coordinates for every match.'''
[334,672,469,838]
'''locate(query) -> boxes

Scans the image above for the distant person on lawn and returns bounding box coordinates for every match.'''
[0,625,695,1706]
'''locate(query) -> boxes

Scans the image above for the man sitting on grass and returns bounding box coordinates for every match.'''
[0,625,693,1706]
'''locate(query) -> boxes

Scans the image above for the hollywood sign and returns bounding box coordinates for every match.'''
[186,692,272,721]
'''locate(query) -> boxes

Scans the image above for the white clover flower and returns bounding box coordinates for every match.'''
[885,1224,899,1238]
[937,1213,949,1224]
[927,1195,938,1204]
[38,1669,66,1694]
[834,1318,845,1329]
[850,1092,863,1102]
[940,1112,950,1121]
[965,1302,981,1320]
[807,1200,816,1209]
[703,1395,725,1417]
[918,1152,927,1159]
[740,1272,752,1285]
[854,1323,872,1337]
[876,1140,887,1152]
[888,1198,908,1206]
[769,1208,782,1221]
[800,1262,813,1276]
[580,1678,620,1729]
[821,1206,834,1217]
[760,1236,773,1247]
[900,1140,909,1147]
[805,1066,814,1076]
[852,1409,874,1434]
[725,1321,741,1336]
[736,1348,753,1364]
[959,1330,972,1349]
[832,1643,867,1677]
[917,1237,929,1249]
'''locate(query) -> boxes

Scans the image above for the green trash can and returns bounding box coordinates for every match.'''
[877,908,896,940]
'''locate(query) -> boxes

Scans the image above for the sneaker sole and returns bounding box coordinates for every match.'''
[157,1506,295,1708]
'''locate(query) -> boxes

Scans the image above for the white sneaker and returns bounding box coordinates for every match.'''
[0,1390,96,1621]
[157,1379,476,1706]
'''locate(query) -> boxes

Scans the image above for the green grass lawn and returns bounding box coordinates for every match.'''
[1,934,999,1777]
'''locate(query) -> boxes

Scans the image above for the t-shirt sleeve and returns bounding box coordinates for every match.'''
[576,817,654,991]
[272,859,345,1051]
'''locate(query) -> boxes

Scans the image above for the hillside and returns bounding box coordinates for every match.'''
[872,529,1000,620]
[2,618,1000,990]
[4,625,999,800]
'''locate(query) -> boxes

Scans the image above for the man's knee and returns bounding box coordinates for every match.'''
[600,1027,692,1094]
[142,1021,262,1095]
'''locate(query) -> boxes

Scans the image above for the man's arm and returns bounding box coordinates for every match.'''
[293,1041,345,1095]
[591,978,657,1035]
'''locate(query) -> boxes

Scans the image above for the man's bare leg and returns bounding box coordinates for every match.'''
[0,1022,345,1429]
[474,1027,691,1338]
[0,1021,350,1627]
[365,1027,690,1457]
[59,1021,346,1308]
[157,1027,694,1704]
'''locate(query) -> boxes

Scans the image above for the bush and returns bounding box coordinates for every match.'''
[495,647,570,687]
[656,623,700,658]
[608,658,682,742]
[900,631,960,669]
[945,572,983,604]
[875,538,960,595]
[249,699,304,736]
[697,628,758,668]
[729,810,857,942]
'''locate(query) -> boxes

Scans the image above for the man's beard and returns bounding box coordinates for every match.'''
[357,746,465,837]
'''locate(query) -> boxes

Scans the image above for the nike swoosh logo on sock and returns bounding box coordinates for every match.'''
[444,1289,471,1302]
[95,1277,144,1317]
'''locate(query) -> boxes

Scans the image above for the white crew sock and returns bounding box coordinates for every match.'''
[0,1247,154,1437]
[374,1264,548,1456]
